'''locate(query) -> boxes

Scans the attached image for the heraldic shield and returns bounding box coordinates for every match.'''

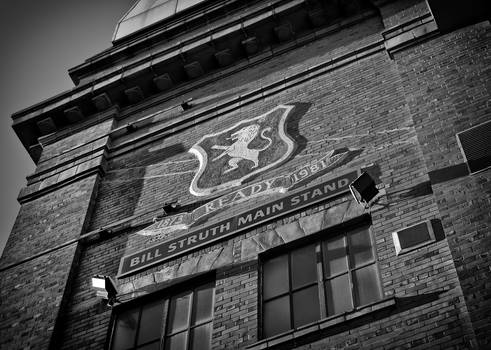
[189,104,296,196]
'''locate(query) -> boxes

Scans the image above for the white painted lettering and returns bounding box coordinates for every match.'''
[130,257,140,267]
[199,231,209,240]
[272,202,284,213]
[338,178,349,188]
[168,242,177,252]
[217,197,230,208]
[220,222,231,232]
[291,173,300,183]
[291,196,301,206]
[238,214,253,226]
[324,182,336,192]
[188,235,197,245]
[250,183,264,196]
[231,190,247,202]
[264,178,277,190]
[310,163,320,173]
[254,210,265,220]
[178,238,187,248]
[298,168,309,179]
[204,201,216,214]
[210,227,219,236]
[311,188,323,198]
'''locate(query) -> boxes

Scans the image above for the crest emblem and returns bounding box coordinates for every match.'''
[189,104,296,196]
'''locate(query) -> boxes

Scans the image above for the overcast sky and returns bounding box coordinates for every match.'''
[0,0,136,256]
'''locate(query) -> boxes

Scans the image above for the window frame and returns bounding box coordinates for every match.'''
[258,220,382,339]
[392,220,436,255]
[164,282,215,350]
[105,272,215,350]
[261,243,323,335]
[456,119,491,175]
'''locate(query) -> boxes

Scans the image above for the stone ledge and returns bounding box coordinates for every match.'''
[17,160,106,204]
[382,13,439,58]
[26,148,107,185]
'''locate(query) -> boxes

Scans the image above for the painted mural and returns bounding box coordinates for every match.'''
[189,104,296,196]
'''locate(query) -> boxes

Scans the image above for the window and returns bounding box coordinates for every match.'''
[457,119,491,174]
[261,226,382,338]
[109,281,215,350]
[114,0,208,40]
[392,220,436,255]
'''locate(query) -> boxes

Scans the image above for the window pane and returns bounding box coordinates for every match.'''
[349,228,374,267]
[263,296,290,338]
[145,2,178,24]
[323,236,348,278]
[112,309,139,350]
[458,119,491,173]
[291,244,317,289]
[190,323,212,350]
[165,331,187,350]
[263,255,289,299]
[397,222,431,249]
[193,284,214,325]
[127,0,170,17]
[177,0,204,12]
[137,340,161,350]
[292,286,320,328]
[168,292,192,334]
[353,264,382,306]
[137,300,164,345]
[325,274,353,316]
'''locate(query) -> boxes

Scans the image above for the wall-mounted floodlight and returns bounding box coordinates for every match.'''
[152,200,182,223]
[162,200,180,215]
[92,275,118,306]
[349,172,380,206]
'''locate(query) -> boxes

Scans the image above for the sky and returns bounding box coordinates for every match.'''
[0,0,136,257]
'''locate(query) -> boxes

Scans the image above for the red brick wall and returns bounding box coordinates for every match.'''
[2,2,489,349]
[55,19,487,350]
[0,118,110,349]
[396,21,491,347]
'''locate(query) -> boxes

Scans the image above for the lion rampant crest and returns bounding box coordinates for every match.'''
[189,105,296,196]
[211,125,273,173]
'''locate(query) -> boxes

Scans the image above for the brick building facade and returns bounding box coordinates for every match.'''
[1,0,490,349]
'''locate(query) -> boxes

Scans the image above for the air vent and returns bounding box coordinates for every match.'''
[457,120,491,174]
[392,220,436,255]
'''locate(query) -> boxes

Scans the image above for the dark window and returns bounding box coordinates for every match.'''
[392,220,436,255]
[457,119,491,174]
[261,226,382,338]
[110,281,215,350]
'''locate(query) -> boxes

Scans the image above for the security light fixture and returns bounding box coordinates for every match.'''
[162,200,180,215]
[92,275,118,306]
[349,172,379,206]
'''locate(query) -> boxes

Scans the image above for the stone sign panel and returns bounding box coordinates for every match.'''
[118,170,358,277]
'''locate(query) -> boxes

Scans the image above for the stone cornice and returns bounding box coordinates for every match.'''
[11,0,378,163]
[17,155,107,204]
[21,13,384,175]
[69,0,278,84]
